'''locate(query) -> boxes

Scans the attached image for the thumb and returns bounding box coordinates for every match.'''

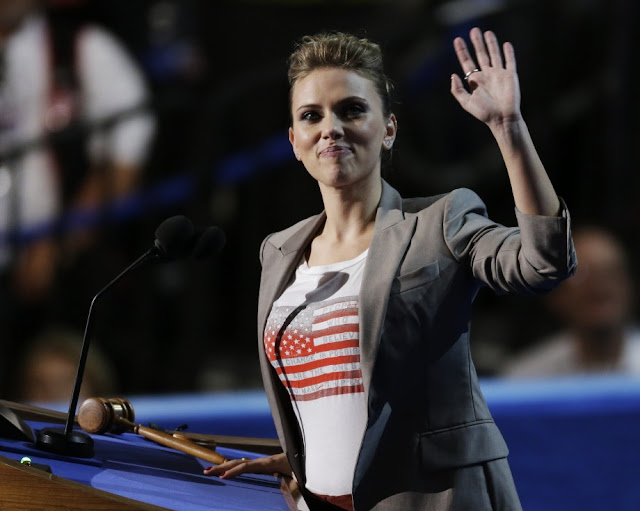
[450,74,469,104]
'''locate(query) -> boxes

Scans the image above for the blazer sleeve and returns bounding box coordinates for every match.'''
[443,187,577,295]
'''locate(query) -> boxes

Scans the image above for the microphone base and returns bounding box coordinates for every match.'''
[35,427,94,458]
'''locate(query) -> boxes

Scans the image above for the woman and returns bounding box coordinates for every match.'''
[205,28,576,510]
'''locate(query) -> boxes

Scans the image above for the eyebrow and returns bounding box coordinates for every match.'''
[295,96,369,113]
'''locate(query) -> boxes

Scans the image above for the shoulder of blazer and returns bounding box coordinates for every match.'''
[375,180,467,229]
[401,192,448,215]
[267,214,323,247]
[259,213,325,264]
[401,187,485,219]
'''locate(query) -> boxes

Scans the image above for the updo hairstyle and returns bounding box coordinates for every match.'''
[287,32,394,118]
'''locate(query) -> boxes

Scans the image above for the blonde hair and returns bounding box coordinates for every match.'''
[288,32,394,117]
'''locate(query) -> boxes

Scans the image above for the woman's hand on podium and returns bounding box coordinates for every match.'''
[203,452,292,479]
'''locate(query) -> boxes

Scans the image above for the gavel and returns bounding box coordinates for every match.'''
[78,397,230,465]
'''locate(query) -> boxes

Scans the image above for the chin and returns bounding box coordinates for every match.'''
[309,160,378,190]
[313,167,350,187]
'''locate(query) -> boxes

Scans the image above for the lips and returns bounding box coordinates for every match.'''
[319,145,351,157]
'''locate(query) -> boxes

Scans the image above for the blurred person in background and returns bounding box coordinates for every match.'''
[0,0,154,393]
[14,327,117,404]
[503,226,640,377]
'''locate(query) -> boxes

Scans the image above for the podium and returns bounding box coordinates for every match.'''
[0,455,165,510]
[4,377,640,510]
[0,401,297,511]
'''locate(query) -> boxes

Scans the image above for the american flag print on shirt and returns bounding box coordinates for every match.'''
[265,296,364,402]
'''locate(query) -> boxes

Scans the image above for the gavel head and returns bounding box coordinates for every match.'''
[78,397,135,435]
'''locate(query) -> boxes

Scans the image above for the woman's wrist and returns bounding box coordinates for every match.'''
[487,114,526,143]
[269,453,293,476]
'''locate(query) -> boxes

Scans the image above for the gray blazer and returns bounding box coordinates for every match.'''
[257,181,576,510]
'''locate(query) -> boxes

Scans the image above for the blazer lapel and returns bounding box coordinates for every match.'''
[256,213,325,474]
[359,181,416,392]
[257,213,326,342]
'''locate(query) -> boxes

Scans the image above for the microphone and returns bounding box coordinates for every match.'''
[191,226,226,260]
[152,217,225,262]
[35,216,224,457]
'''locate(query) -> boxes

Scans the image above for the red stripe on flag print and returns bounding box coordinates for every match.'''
[291,384,364,402]
[273,354,361,375]
[265,296,364,401]
[279,370,362,388]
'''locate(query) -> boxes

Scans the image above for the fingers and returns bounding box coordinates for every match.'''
[203,455,286,480]
[203,458,251,479]
[503,41,516,71]
[217,461,251,479]
[453,35,476,76]
[470,27,491,69]
[454,28,515,73]
[483,31,503,69]
[450,73,469,103]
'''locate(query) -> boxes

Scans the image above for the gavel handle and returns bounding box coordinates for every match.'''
[133,423,229,465]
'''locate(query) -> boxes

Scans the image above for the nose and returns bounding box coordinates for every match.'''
[321,113,344,139]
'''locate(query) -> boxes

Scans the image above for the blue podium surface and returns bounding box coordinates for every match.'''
[0,419,291,511]
[126,376,640,511]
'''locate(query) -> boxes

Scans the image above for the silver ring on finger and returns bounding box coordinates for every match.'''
[464,68,481,81]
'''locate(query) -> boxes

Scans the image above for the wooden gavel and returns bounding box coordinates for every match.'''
[77,397,230,465]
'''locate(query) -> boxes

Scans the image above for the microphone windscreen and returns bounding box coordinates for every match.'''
[154,215,195,259]
[192,226,226,260]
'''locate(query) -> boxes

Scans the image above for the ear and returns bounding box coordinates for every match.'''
[382,114,397,150]
[289,127,300,160]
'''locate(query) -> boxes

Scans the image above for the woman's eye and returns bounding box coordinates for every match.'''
[300,111,320,121]
[345,104,366,117]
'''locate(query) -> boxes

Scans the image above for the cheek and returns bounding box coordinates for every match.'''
[361,117,385,139]
[356,123,384,151]
[292,127,316,151]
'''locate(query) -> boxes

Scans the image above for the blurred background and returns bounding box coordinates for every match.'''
[1,0,639,402]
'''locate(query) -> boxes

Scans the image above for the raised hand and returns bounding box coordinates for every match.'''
[451,27,521,128]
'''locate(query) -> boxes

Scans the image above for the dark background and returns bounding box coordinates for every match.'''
[7,0,640,396]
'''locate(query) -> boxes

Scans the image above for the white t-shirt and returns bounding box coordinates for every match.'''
[264,250,369,496]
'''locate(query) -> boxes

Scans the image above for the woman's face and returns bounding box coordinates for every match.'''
[289,67,396,191]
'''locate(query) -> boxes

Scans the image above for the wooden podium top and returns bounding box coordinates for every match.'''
[0,455,165,511]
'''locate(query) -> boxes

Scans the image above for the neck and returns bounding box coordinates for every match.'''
[318,177,382,241]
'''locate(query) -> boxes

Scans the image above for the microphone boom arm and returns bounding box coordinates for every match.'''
[62,248,156,438]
